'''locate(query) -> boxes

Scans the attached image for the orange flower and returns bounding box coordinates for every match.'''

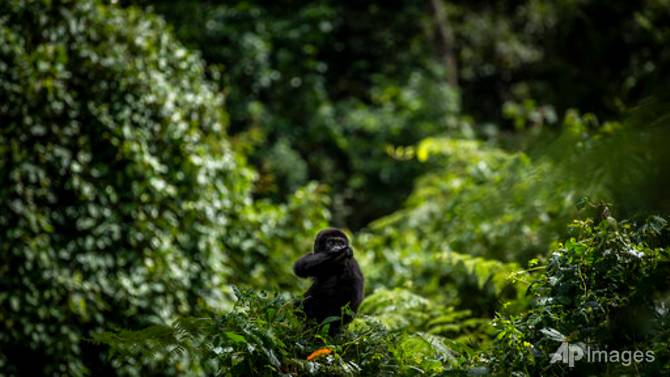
[307,347,333,361]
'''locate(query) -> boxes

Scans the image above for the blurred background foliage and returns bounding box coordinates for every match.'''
[126,0,670,229]
[1,0,670,376]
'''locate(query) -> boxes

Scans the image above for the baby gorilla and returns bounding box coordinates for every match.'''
[294,228,364,334]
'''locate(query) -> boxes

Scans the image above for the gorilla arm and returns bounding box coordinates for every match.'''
[293,249,350,278]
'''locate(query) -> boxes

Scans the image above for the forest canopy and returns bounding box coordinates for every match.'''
[1,0,669,376]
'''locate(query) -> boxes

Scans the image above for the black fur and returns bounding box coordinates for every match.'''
[294,228,364,334]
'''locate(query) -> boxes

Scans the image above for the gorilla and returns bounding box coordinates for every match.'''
[294,228,364,334]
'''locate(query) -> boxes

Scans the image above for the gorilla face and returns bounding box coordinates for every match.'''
[324,237,347,253]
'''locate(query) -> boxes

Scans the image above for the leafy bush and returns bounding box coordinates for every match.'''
[0,1,328,375]
[360,288,495,350]
[226,182,331,292]
[359,106,666,269]
[368,136,579,265]
[94,212,670,376]
[490,212,670,376]
[359,224,525,315]
[94,288,465,376]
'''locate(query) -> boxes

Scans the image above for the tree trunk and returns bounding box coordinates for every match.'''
[429,0,458,87]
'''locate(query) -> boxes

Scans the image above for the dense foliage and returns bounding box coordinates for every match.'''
[2,0,669,376]
[95,288,462,376]
[491,213,670,376]
[125,0,670,228]
[0,1,327,375]
[122,0,451,228]
[96,213,670,376]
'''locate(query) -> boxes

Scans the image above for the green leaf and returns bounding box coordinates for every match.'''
[225,331,247,344]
